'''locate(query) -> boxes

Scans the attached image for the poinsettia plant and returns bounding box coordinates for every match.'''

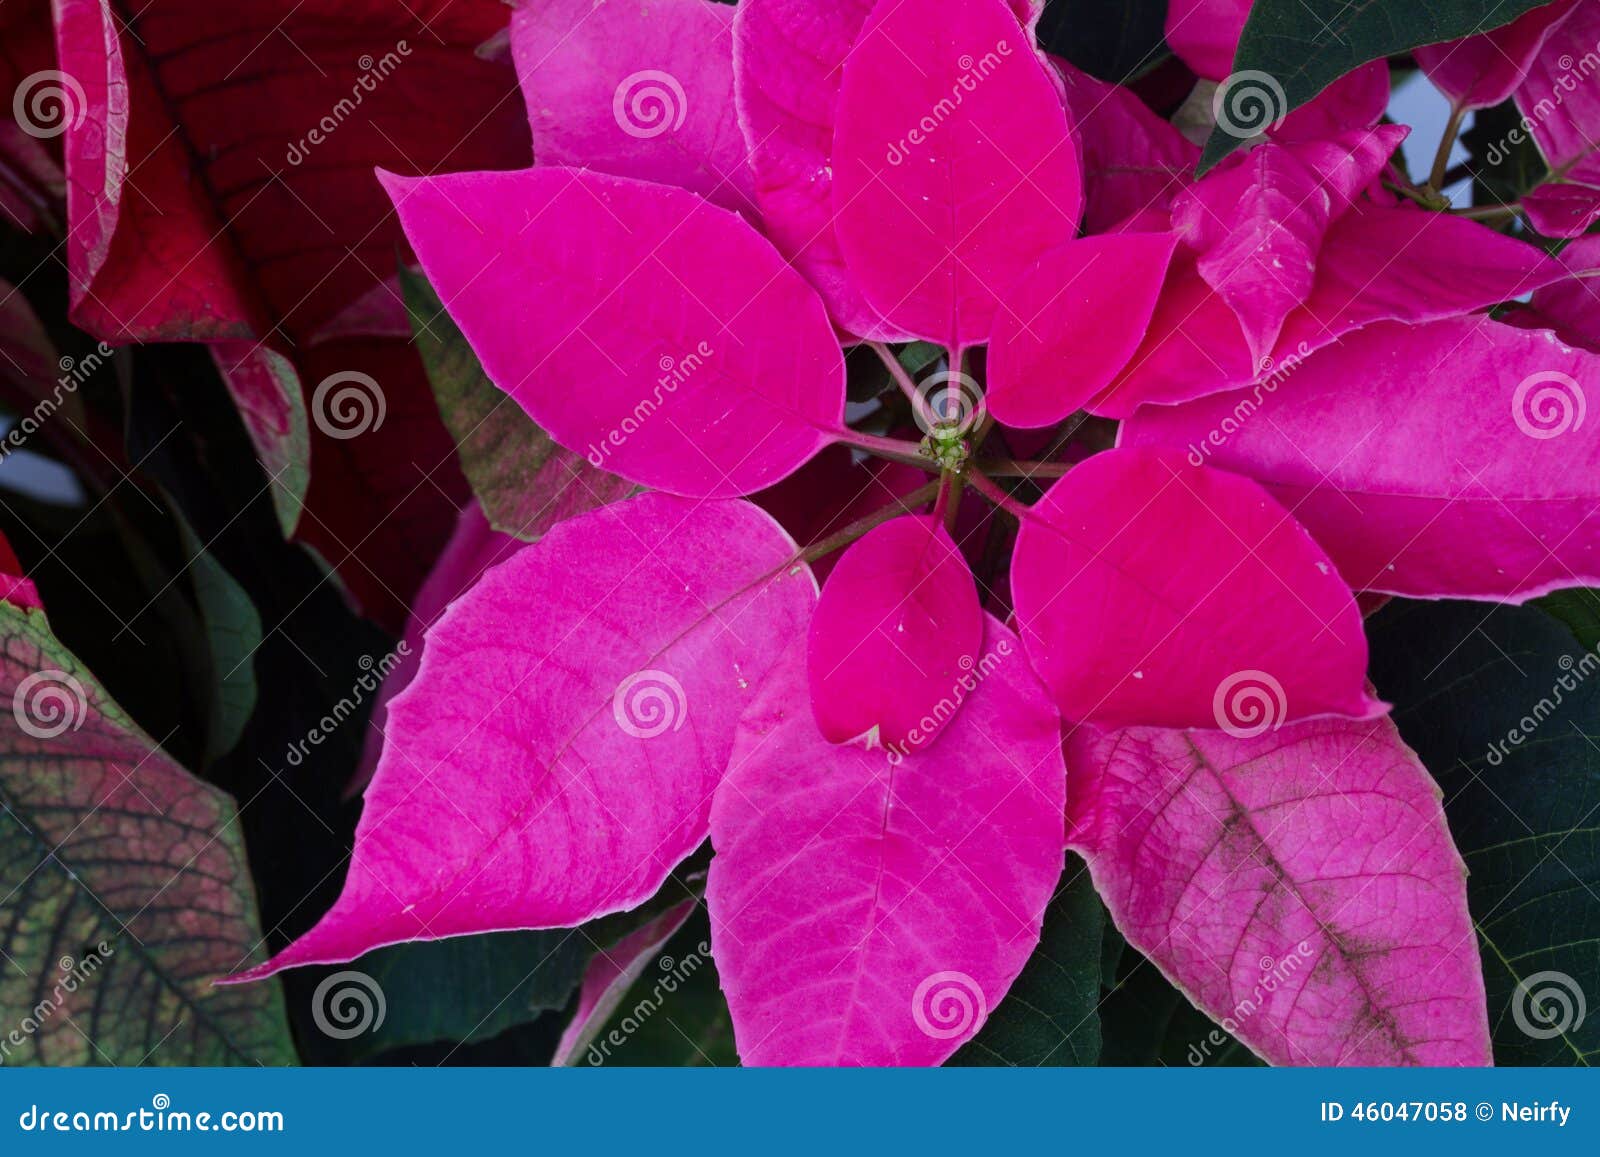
[2,0,1599,1068]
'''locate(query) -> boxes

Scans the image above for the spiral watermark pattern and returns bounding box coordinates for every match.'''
[311,970,387,1039]
[612,669,688,739]
[13,70,88,139]
[1512,371,1585,440]
[13,670,88,739]
[911,971,986,1040]
[1511,970,1586,1040]
[1212,70,1287,139]
[311,371,386,440]
[613,70,687,139]
[911,370,985,439]
[1211,669,1287,739]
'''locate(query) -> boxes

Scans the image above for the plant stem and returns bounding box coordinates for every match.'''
[973,459,1071,478]
[1429,104,1466,193]
[869,341,924,411]
[797,480,942,564]
[1452,202,1523,222]
[964,470,1031,520]
[833,428,935,470]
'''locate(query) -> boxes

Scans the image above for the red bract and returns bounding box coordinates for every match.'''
[225,0,1598,1069]
[48,0,531,628]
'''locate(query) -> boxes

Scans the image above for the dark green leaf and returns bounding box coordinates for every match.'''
[1536,587,1600,652]
[401,266,630,540]
[580,909,736,1066]
[173,515,260,764]
[951,853,1105,1065]
[1370,599,1600,1066]
[319,930,590,1064]
[1097,946,1263,1066]
[1201,0,1552,170]
[1040,0,1169,83]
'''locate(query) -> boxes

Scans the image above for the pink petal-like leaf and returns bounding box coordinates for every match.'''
[735,0,1040,341]
[732,0,903,340]
[831,0,1081,351]
[1525,232,1600,346]
[1011,447,1378,729]
[511,0,754,213]
[1514,2,1600,237]
[1067,715,1491,1066]
[1056,59,1199,232]
[807,514,982,750]
[709,617,1065,1066]
[1417,0,1577,111]
[230,494,816,980]
[1164,0,1248,80]
[350,501,523,797]
[1170,127,1407,363]
[1101,204,1564,416]
[382,166,845,498]
[988,232,1177,428]
[552,899,697,1066]
[1123,315,1600,601]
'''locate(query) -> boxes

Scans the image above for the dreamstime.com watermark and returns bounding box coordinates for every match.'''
[613,70,687,139]
[884,638,1013,764]
[0,943,114,1064]
[283,645,409,767]
[911,971,986,1040]
[1212,69,1288,139]
[1481,41,1600,167]
[12,669,89,739]
[1511,970,1587,1040]
[311,970,387,1039]
[1485,642,1600,766]
[1,343,111,462]
[1187,942,1314,1064]
[286,42,412,165]
[311,370,386,439]
[886,42,1014,165]
[1212,669,1287,739]
[17,1095,283,1134]
[612,668,688,739]
[585,342,713,467]
[1184,342,1314,466]
[1511,370,1585,439]
[11,69,86,139]
[584,941,709,1064]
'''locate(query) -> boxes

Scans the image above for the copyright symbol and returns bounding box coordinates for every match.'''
[1476,1103,1493,1121]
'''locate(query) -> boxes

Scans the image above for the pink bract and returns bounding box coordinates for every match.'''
[988,232,1177,428]
[380,166,845,498]
[229,495,816,980]
[1123,316,1600,601]
[807,515,982,751]
[1011,447,1379,729]
[511,0,755,214]
[1068,715,1491,1066]
[830,0,1081,351]
[709,618,1064,1066]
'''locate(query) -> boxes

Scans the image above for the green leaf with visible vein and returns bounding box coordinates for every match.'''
[1537,587,1600,653]
[1201,0,1551,171]
[401,266,631,541]
[173,517,260,765]
[0,600,293,1066]
[1370,599,1600,1066]
[951,853,1105,1066]
[323,930,589,1063]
